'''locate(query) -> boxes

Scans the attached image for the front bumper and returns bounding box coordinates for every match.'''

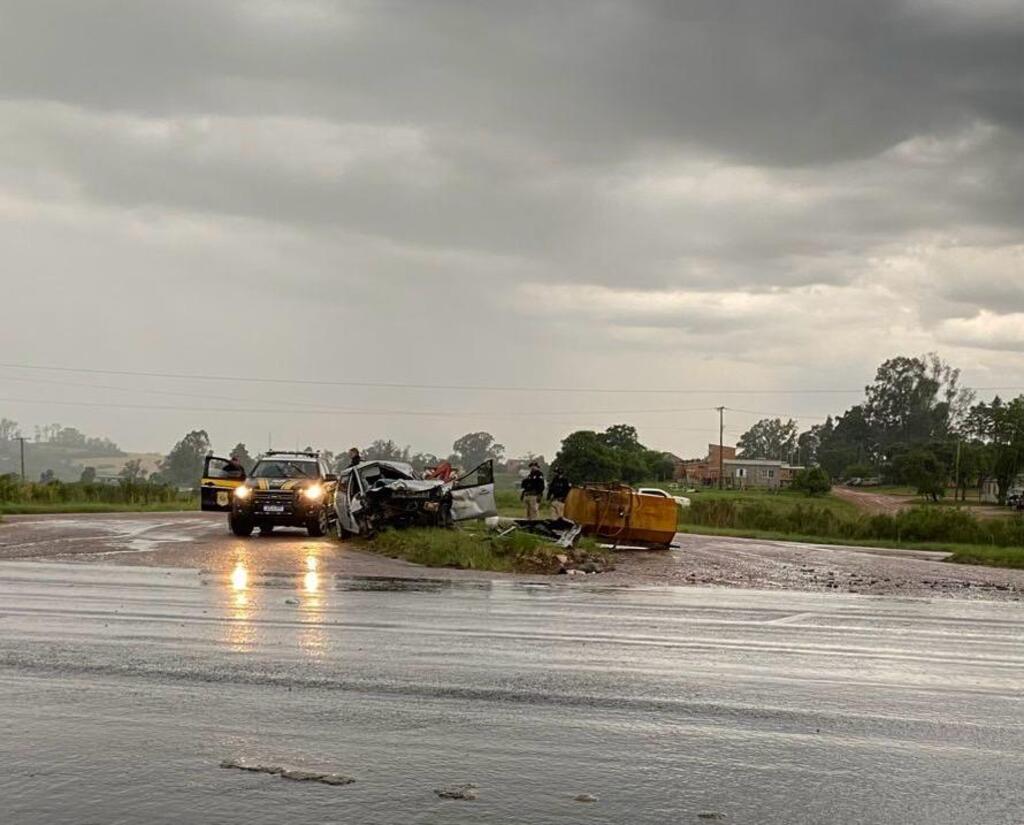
[234,490,325,523]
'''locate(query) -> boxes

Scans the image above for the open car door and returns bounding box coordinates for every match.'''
[335,468,361,535]
[200,455,246,512]
[450,459,497,521]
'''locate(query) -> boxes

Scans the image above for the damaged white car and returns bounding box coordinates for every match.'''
[335,459,498,537]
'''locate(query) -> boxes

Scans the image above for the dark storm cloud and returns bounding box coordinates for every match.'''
[3,0,1024,165]
[3,0,1024,462]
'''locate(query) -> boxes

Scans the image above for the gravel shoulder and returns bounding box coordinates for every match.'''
[1,511,1022,602]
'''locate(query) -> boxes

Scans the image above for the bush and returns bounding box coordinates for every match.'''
[0,474,192,508]
[680,496,1024,548]
[791,467,831,496]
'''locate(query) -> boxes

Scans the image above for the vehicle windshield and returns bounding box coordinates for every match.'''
[250,460,319,479]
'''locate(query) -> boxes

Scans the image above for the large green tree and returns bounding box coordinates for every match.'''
[737,418,798,460]
[814,407,875,478]
[894,447,947,502]
[451,432,505,469]
[964,396,1024,504]
[363,439,411,462]
[229,442,255,473]
[865,353,973,450]
[553,431,620,483]
[159,430,211,486]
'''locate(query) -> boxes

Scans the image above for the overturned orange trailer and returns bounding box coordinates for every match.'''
[563,484,678,548]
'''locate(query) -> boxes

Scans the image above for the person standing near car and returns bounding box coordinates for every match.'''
[547,466,570,519]
[520,461,545,520]
[223,453,246,479]
[347,447,361,468]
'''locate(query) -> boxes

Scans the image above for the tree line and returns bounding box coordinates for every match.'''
[733,354,1024,503]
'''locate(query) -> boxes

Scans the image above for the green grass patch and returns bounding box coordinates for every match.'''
[946,545,1024,569]
[684,488,859,516]
[677,491,1024,569]
[0,499,198,515]
[360,525,611,574]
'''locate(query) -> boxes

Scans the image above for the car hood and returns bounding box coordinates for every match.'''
[249,478,318,492]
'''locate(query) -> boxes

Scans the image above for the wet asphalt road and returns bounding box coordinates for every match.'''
[3,511,1024,599]
[2,557,1023,824]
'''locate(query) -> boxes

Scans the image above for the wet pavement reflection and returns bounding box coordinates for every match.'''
[1,560,1023,824]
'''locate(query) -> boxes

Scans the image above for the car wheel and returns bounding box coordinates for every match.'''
[229,514,254,537]
[307,508,328,537]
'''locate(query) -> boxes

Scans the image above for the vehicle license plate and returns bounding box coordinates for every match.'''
[263,505,285,513]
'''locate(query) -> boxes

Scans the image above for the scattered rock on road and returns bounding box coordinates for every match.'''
[220,759,354,786]
[697,812,726,820]
[435,783,478,800]
[574,793,598,802]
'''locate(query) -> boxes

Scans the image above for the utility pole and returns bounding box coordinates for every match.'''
[18,436,26,481]
[716,406,725,489]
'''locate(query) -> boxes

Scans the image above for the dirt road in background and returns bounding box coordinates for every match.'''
[833,486,913,514]
[834,485,1012,520]
[1,511,1022,601]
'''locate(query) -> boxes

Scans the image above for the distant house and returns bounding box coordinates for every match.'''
[724,458,804,490]
[676,444,737,486]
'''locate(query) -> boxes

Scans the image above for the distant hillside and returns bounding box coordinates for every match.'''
[0,421,147,482]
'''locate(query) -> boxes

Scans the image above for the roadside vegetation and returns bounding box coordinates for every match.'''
[677,489,1024,567]
[362,525,611,574]
[0,475,195,515]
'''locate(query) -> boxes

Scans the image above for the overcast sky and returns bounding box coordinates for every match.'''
[2,0,1024,460]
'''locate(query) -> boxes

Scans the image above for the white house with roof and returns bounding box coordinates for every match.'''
[723,458,803,489]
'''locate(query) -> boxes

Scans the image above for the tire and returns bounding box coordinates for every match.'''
[307,508,329,537]
[229,514,254,537]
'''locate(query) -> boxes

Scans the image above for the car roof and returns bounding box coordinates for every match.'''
[341,460,416,477]
[257,453,319,461]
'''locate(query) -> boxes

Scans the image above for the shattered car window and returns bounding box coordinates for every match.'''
[358,463,416,488]
[250,461,319,479]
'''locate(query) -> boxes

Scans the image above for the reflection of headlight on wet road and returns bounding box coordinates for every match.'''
[303,484,324,501]
[306,556,318,571]
[234,485,251,500]
[231,561,248,591]
[304,571,319,593]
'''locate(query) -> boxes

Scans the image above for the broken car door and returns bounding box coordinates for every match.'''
[450,459,498,521]
[200,455,246,511]
[335,468,361,535]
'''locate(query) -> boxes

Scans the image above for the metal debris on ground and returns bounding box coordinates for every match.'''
[484,516,613,574]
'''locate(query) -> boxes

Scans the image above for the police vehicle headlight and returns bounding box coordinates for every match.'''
[303,484,324,501]
[234,485,252,500]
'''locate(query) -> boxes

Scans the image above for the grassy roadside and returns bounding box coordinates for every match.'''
[0,500,198,515]
[677,489,1024,569]
[361,525,613,574]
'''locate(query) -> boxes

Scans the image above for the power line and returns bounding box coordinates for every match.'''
[1,373,836,422]
[0,362,868,395]
[724,406,829,422]
[0,395,724,421]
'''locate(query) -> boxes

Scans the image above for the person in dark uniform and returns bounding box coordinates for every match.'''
[223,453,246,479]
[547,466,571,519]
[520,461,545,520]
[347,447,361,468]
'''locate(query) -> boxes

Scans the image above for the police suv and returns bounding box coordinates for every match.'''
[201,450,338,537]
